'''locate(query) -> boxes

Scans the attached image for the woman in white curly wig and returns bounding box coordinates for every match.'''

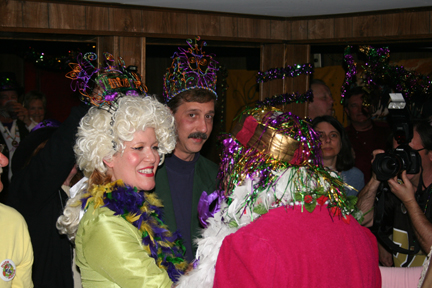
[57,53,188,288]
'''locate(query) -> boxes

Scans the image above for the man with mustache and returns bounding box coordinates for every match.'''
[344,86,390,183]
[154,39,219,261]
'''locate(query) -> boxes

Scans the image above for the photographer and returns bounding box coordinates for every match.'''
[357,117,432,268]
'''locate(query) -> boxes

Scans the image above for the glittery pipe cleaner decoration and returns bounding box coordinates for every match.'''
[163,36,219,103]
[342,45,432,107]
[256,63,313,83]
[66,52,147,112]
[66,52,99,97]
[340,46,357,102]
[256,89,314,108]
[361,45,431,101]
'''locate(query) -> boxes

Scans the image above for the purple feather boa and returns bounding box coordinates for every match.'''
[81,182,187,282]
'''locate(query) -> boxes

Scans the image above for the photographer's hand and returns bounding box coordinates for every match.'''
[388,171,432,255]
[356,149,384,227]
[388,171,416,204]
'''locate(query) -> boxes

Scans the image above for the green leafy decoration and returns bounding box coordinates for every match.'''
[228,219,238,228]
[304,201,317,213]
[294,192,303,202]
[313,186,326,196]
[253,203,268,215]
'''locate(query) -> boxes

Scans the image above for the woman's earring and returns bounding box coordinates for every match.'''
[159,153,165,166]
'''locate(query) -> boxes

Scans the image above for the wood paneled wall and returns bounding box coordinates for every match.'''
[1,0,432,117]
[97,36,146,80]
[1,1,432,44]
[260,44,310,118]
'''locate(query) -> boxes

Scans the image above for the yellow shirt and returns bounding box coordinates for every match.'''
[75,203,172,288]
[0,203,33,288]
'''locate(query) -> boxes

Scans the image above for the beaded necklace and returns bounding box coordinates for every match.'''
[1,121,19,148]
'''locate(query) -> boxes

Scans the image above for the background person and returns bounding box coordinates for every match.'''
[7,117,84,288]
[312,115,364,196]
[344,86,390,182]
[0,73,30,201]
[308,79,334,119]
[23,91,47,130]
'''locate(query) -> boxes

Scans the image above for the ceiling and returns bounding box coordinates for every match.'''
[81,0,432,17]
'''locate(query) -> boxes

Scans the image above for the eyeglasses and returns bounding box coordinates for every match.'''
[415,147,426,153]
[319,132,340,141]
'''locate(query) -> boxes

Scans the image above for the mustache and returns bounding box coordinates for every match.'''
[361,106,370,116]
[188,132,208,140]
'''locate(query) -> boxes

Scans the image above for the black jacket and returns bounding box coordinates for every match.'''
[7,105,88,288]
[0,119,29,203]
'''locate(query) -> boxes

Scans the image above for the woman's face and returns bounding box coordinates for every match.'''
[315,121,342,160]
[28,99,45,123]
[105,128,160,191]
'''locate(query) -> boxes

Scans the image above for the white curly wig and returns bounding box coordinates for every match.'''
[57,95,176,241]
[75,95,176,177]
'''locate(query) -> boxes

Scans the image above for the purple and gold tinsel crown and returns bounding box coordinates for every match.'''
[163,37,218,103]
[66,52,147,112]
[219,107,323,194]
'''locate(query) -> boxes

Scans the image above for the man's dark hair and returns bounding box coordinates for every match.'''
[414,118,432,152]
[167,88,216,114]
[312,115,355,172]
[343,86,366,108]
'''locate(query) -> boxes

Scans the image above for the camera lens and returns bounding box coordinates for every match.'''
[380,157,398,175]
[372,153,402,181]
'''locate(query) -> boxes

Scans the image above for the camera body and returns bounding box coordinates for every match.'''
[372,93,421,181]
[372,144,421,181]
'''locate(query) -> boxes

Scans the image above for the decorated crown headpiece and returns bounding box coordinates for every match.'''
[220,107,322,194]
[163,37,218,103]
[66,52,147,112]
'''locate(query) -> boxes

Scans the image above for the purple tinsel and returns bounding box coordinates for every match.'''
[104,92,118,101]
[256,89,314,107]
[257,63,314,83]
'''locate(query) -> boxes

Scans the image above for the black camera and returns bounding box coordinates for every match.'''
[372,93,421,181]
[372,145,421,181]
